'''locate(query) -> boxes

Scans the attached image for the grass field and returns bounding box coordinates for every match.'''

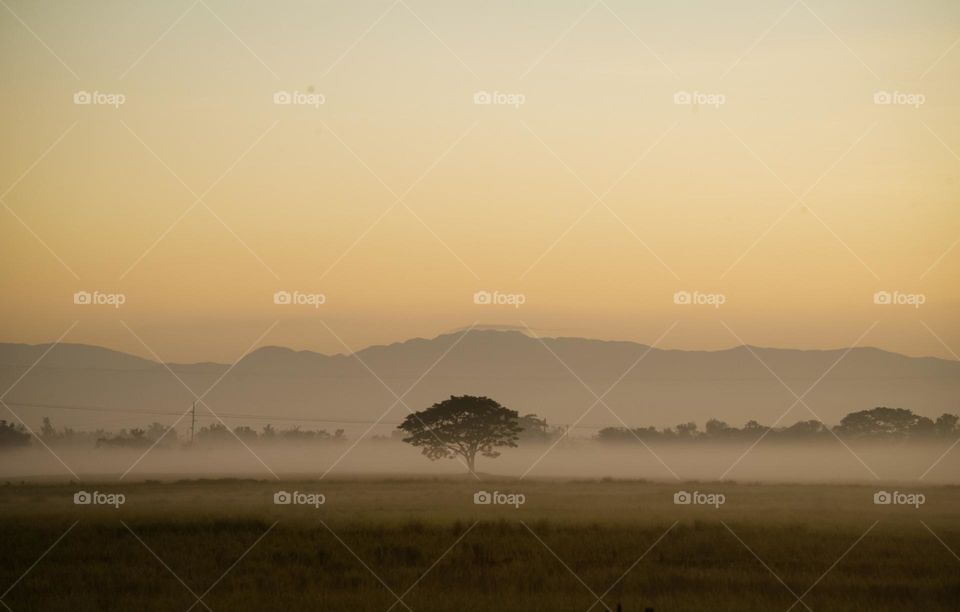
[1,477,957,611]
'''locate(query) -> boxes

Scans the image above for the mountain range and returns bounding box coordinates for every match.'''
[2,330,958,433]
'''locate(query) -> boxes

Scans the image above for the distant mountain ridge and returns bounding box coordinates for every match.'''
[1,330,958,431]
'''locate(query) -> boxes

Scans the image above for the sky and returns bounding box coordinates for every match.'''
[1,0,958,362]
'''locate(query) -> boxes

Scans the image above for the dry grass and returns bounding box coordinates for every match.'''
[0,478,957,611]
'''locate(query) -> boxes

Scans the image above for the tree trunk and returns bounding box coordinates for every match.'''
[466,453,476,473]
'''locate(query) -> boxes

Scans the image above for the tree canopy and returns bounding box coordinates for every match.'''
[398,395,522,472]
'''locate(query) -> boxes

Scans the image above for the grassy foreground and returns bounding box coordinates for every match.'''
[0,477,957,611]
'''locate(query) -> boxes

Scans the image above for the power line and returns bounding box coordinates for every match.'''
[2,401,607,429]
[4,401,397,425]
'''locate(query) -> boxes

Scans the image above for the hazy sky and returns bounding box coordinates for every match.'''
[1,0,958,362]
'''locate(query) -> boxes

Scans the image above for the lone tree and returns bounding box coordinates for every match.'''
[398,395,522,472]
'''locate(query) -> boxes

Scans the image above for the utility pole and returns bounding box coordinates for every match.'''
[190,401,196,445]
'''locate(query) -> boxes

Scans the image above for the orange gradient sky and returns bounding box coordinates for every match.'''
[1,0,958,362]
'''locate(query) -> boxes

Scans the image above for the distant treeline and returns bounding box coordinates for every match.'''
[1,407,956,450]
[0,417,347,449]
[596,407,960,443]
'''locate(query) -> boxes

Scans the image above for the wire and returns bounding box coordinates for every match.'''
[2,401,604,429]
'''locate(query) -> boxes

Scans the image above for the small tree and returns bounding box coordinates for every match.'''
[398,395,521,472]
